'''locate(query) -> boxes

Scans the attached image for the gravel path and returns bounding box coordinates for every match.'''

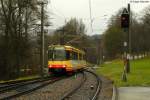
[14,73,83,100]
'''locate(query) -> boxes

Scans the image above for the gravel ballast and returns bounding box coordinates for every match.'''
[67,71,98,100]
[14,73,83,100]
[12,70,113,100]
[88,68,113,100]
[97,75,113,100]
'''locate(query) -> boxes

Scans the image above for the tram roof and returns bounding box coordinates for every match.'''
[48,45,85,54]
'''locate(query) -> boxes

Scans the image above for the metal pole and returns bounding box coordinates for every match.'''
[122,40,127,82]
[25,0,28,39]
[128,3,132,55]
[89,0,93,33]
[62,27,65,45]
[126,28,130,73]
[127,3,130,73]
[41,2,44,76]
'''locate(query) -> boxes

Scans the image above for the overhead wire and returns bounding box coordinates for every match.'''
[89,0,93,33]
[49,0,67,22]
[48,0,68,29]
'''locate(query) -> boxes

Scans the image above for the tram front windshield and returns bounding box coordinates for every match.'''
[48,47,70,61]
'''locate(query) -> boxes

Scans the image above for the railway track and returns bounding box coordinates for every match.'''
[61,70,102,100]
[0,77,41,86]
[86,70,102,100]
[0,77,50,93]
[0,71,102,100]
[61,72,87,100]
[0,76,65,100]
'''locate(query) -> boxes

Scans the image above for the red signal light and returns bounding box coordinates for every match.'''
[122,17,126,20]
[121,14,129,28]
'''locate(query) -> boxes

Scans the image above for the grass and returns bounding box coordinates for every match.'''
[96,57,150,87]
[0,75,40,84]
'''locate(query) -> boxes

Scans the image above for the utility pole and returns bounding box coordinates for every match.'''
[39,2,47,76]
[89,0,93,33]
[56,28,65,45]
[41,3,44,76]
[25,0,29,39]
[61,27,65,45]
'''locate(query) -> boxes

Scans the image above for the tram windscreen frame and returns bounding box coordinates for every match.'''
[48,47,70,61]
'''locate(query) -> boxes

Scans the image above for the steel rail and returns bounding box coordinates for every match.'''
[85,70,102,100]
[0,76,65,100]
[61,72,86,100]
[0,77,51,94]
[0,77,41,85]
[61,70,102,100]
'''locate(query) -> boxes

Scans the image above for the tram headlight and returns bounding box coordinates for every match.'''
[62,65,66,68]
[48,65,52,68]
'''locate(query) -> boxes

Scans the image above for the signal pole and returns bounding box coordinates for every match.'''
[121,4,131,81]
[128,3,132,56]
[121,6,130,74]
[127,3,130,73]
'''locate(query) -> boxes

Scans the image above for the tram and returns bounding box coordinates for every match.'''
[48,45,87,74]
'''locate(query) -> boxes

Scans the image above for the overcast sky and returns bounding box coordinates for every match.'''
[47,0,150,35]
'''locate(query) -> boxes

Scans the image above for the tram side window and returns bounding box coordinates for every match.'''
[83,55,86,60]
[81,54,84,60]
[48,50,53,60]
[79,53,82,60]
[75,52,78,60]
[73,52,78,60]
[66,50,71,60]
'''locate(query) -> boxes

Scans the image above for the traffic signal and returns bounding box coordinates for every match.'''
[121,13,129,28]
